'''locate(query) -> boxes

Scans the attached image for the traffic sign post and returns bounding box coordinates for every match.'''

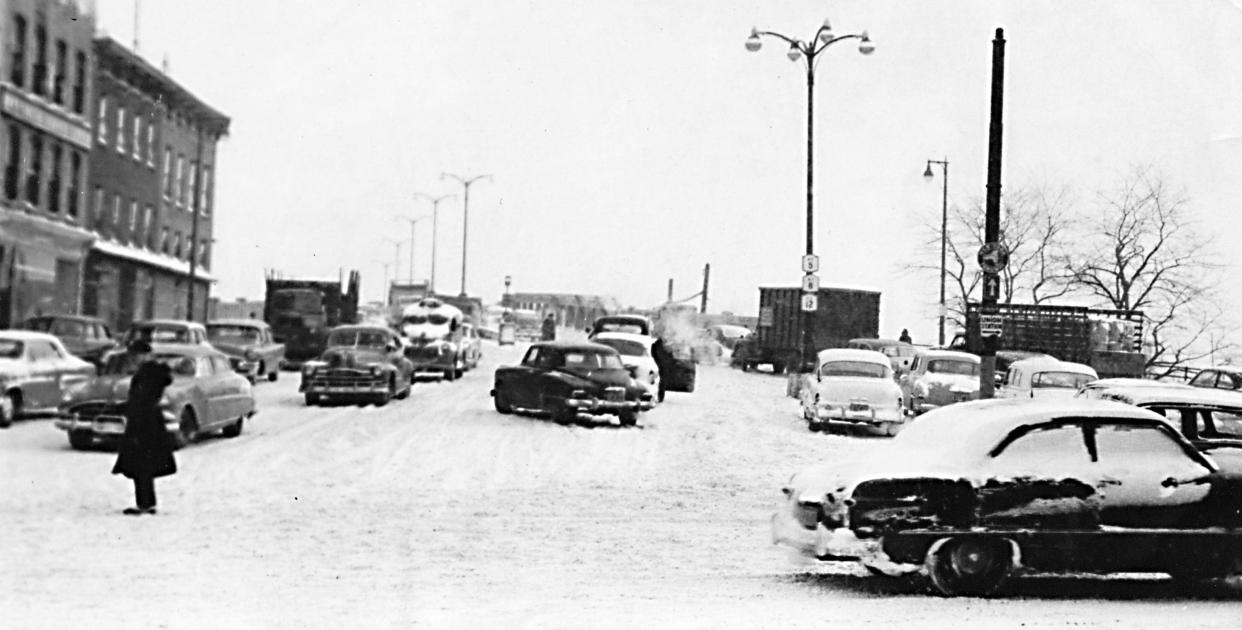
[800,293,818,312]
[801,254,820,274]
[979,313,1003,337]
[801,274,820,293]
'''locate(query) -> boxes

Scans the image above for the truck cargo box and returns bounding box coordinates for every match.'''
[741,286,881,373]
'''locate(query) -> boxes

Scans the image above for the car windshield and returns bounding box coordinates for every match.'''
[102,352,192,376]
[51,320,88,337]
[128,326,190,344]
[271,289,321,312]
[208,325,262,344]
[820,360,889,379]
[883,345,914,358]
[428,314,450,325]
[1033,371,1096,389]
[597,322,646,335]
[327,330,388,348]
[0,340,23,359]
[560,351,624,370]
[22,318,52,332]
[594,339,646,357]
[928,359,979,376]
[402,314,429,325]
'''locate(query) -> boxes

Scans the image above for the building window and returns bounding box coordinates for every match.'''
[72,50,85,114]
[25,133,42,206]
[200,166,212,216]
[97,97,109,145]
[161,226,170,254]
[111,194,121,227]
[145,123,155,168]
[52,39,66,105]
[144,205,155,248]
[128,199,139,238]
[4,123,20,200]
[188,161,198,211]
[199,239,210,267]
[67,152,81,218]
[174,154,185,206]
[174,231,183,258]
[92,186,103,229]
[31,22,46,97]
[162,147,172,197]
[48,142,62,213]
[115,106,126,153]
[132,115,143,162]
[9,14,27,87]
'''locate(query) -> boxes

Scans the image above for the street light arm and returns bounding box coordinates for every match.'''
[753,29,801,49]
[810,33,869,73]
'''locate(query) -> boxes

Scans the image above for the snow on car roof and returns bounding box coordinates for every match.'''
[1092,383,1242,408]
[0,330,60,342]
[1009,356,1098,376]
[591,331,655,346]
[816,348,890,365]
[916,349,980,362]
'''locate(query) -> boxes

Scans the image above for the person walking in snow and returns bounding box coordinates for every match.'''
[541,313,557,341]
[898,329,913,344]
[112,360,177,515]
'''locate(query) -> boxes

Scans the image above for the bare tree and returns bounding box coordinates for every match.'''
[1065,165,1230,372]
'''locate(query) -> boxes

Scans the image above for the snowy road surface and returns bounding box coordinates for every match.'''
[2,340,1238,629]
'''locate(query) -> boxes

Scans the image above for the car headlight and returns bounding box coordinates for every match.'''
[244,349,259,361]
[158,393,173,409]
[370,365,382,376]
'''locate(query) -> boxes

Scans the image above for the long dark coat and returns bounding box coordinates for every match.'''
[541,316,556,341]
[112,361,177,479]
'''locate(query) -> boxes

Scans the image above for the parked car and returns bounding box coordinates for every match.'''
[0,331,97,428]
[491,341,655,426]
[587,314,652,338]
[20,314,117,367]
[300,325,413,406]
[771,398,1242,597]
[1077,377,1194,399]
[706,324,751,351]
[994,350,1054,387]
[1188,366,1242,391]
[120,319,211,347]
[847,338,917,375]
[798,348,904,435]
[458,322,483,371]
[997,357,1097,399]
[207,319,286,383]
[55,343,256,449]
[898,349,981,415]
[590,331,661,395]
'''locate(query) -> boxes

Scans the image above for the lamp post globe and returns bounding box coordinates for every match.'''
[745,29,762,52]
[859,32,875,55]
[818,19,833,43]
[786,43,802,61]
[923,163,935,180]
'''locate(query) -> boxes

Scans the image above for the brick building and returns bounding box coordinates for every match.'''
[0,0,95,328]
[81,36,228,332]
[505,292,618,330]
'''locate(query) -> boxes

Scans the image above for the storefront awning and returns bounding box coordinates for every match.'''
[0,209,95,261]
[92,238,217,283]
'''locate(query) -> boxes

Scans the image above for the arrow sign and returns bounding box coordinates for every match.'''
[982,274,1000,302]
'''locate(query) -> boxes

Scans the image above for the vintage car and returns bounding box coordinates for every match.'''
[590,331,661,395]
[898,349,981,415]
[706,324,752,351]
[399,298,470,380]
[847,338,917,375]
[458,322,483,371]
[55,343,257,449]
[799,348,904,435]
[1077,377,1194,399]
[20,314,117,367]
[771,398,1242,597]
[206,319,286,383]
[300,325,414,406]
[997,357,1098,399]
[0,331,97,428]
[1188,366,1242,392]
[120,319,212,348]
[490,341,655,426]
[587,314,652,338]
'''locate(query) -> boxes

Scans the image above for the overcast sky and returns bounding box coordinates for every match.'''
[96,0,1242,342]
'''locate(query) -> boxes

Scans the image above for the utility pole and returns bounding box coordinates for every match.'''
[440,173,492,298]
[979,28,1006,399]
[667,278,674,303]
[413,192,455,295]
[700,263,710,314]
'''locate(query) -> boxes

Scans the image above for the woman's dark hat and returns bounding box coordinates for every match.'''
[127,339,153,354]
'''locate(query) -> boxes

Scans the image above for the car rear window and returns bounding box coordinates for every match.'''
[820,360,888,379]
[561,352,623,370]
[1033,371,1095,389]
[0,340,23,358]
[594,339,645,357]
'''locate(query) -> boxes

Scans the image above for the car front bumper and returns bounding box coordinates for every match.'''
[301,378,390,395]
[813,405,902,426]
[55,410,180,437]
[770,511,921,575]
[564,396,655,413]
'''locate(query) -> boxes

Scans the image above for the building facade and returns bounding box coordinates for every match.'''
[82,37,228,332]
[506,292,617,330]
[0,0,95,328]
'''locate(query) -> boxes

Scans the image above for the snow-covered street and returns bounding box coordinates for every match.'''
[2,340,1239,629]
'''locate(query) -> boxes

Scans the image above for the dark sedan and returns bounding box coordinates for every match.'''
[21,314,117,366]
[207,319,286,383]
[491,341,654,426]
[300,325,414,406]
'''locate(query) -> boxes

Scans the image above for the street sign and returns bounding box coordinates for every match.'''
[801,254,820,274]
[977,242,1010,273]
[800,293,818,312]
[801,274,820,293]
[982,274,1000,302]
[980,313,1003,336]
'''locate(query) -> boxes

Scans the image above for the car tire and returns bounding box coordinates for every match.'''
[267,364,279,382]
[175,408,198,449]
[68,431,93,450]
[925,536,1014,597]
[396,380,412,400]
[305,392,321,406]
[443,367,457,382]
[374,380,395,407]
[0,391,16,428]
[493,389,514,414]
[618,410,638,427]
[221,417,244,438]
[551,403,576,426]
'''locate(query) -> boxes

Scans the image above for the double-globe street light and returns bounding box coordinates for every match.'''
[413,192,455,295]
[441,172,492,298]
[746,17,874,371]
[923,158,949,346]
[394,214,430,284]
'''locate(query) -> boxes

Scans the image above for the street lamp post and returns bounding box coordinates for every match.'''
[383,238,403,294]
[923,158,949,346]
[441,172,492,298]
[746,17,874,371]
[413,192,455,295]
[395,215,428,284]
[374,260,391,304]
[504,274,512,307]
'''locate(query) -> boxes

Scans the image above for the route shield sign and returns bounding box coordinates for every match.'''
[800,293,818,312]
[801,254,820,274]
[801,274,820,293]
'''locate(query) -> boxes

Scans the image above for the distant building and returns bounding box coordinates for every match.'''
[506,292,618,329]
[0,0,96,327]
[81,37,229,331]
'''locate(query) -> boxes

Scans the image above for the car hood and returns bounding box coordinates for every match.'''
[210,341,254,357]
[319,347,389,368]
[65,374,195,405]
[402,324,452,341]
[920,373,980,392]
[616,355,658,371]
[814,377,901,406]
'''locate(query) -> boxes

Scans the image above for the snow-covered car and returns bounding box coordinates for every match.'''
[120,319,212,348]
[590,331,661,395]
[458,323,483,371]
[55,343,256,449]
[706,324,751,351]
[1188,366,1242,392]
[1077,377,1194,399]
[300,325,413,406]
[997,357,1097,399]
[490,341,655,426]
[206,319,286,383]
[587,314,651,338]
[1083,382,1242,471]
[899,349,980,415]
[847,338,916,375]
[771,398,1242,597]
[400,298,469,380]
[799,348,904,435]
[0,331,96,428]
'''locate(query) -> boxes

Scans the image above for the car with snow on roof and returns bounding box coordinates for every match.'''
[899,349,980,416]
[587,314,652,338]
[300,325,413,406]
[997,357,1097,399]
[399,297,469,380]
[490,340,655,426]
[589,331,661,396]
[120,319,212,348]
[799,348,905,436]
[771,397,1242,597]
[206,319,286,383]
[55,343,256,449]
[0,331,96,428]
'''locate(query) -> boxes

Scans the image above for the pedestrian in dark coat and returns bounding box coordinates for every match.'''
[898,329,913,344]
[650,337,673,403]
[112,360,176,515]
[541,314,557,341]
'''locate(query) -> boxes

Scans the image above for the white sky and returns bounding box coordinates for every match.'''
[96,0,1242,343]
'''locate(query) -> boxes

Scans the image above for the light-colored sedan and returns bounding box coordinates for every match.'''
[899,349,981,415]
[589,331,661,396]
[799,348,904,435]
[997,357,1097,399]
[56,343,257,449]
[0,331,96,427]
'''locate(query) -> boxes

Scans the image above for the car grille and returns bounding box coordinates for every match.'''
[604,387,625,402]
[306,369,384,388]
[71,402,127,419]
[407,345,443,359]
